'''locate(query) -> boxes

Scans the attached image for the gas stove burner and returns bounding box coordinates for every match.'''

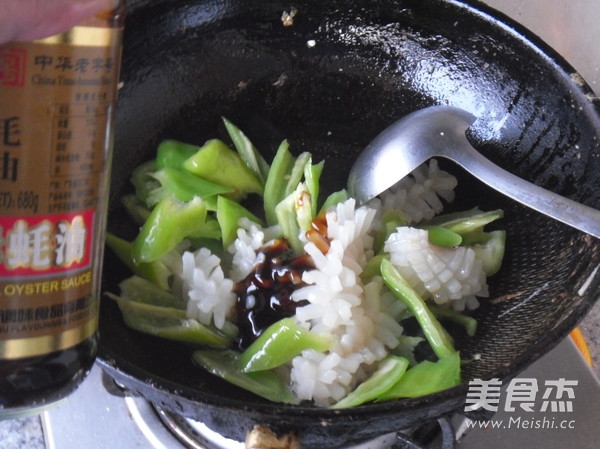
[154,405,243,449]
[153,403,456,449]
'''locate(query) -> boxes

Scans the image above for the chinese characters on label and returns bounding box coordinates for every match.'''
[0,211,93,277]
[0,116,20,182]
[465,377,578,414]
[34,54,114,74]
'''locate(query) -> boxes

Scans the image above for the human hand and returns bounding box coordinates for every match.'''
[0,0,117,44]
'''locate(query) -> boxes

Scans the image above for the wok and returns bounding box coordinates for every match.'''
[97,0,600,447]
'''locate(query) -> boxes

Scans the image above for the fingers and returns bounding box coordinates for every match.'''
[0,0,119,44]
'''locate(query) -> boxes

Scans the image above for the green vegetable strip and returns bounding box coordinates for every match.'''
[217,195,263,248]
[132,196,208,264]
[427,207,503,239]
[156,139,199,169]
[263,140,294,226]
[472,230,506,276]
[392,335,424,366]
[304,159,324,217]
[193,350,299,404]
[121,193,150,226]
[183,139,263,198]
[319,189,348,214]
[105,234,172,290]
[185,216,223,240]
[148,167,232,210]
[374,210,408,254]
[429,304,478,337]
[426,226,463,248]
[285,152,311,197]
[332,355,409,408]
[130,159,159,205]
[295,185,313,232]
[377,352,461,400]
[239,317,331,373]
[223,117,270,183]
[275,185,304,252]
[107,292,232,348]
[360,254,387,283]
[118,275,185,308]
[380,258,456,360]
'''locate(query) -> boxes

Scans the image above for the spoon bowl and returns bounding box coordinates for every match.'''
[347,105,600,238]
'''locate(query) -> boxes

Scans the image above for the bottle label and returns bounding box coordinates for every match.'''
[0,26,122,359]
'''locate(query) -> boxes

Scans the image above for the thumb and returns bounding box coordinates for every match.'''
[0,0,119,44]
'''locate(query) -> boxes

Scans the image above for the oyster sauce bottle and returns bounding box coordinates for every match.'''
[0,1,125,418]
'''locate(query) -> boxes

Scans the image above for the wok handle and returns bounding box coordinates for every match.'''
[452,146,600,239]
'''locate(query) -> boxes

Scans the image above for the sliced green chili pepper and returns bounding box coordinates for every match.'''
[109,276,235,347]
[472,230,506,276]
[374,210,408,254]
[319,189,349,214]
[427,208,503,242]
[304,159,324,218]
[105,234,173,290]
[121,193,151,226]
[377,352,461,400]
[381,258,456,360]
[332,355,410,408]
[423,208,505,272]
[392,335,425,366]
[426,226,463,248]
[263,140,294,226]
[156,139,200,170]
[107,293,232,348]
[132,196,208,264]
[429,304,478,337]
[239,317,331,373]
[217,195,263,248]
[147,167,232,210]
[295,185,314,233]
[130,159,159,205]
[193,349,299,404]
[186,216,223,241]
[183,139,263,198]
[361,254,387,282]
[284,152,311,197]
[118,275,185,308]
[223,117,270,183]
[275,184,305,252]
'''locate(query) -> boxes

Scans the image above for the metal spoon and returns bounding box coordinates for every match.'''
[347,105,600,238]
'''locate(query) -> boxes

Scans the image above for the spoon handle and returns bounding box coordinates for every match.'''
[454,148,600,239]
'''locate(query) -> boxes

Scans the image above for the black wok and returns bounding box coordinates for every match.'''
[97,0,600,447]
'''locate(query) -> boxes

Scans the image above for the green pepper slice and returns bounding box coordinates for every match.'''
[193,349,299,404]
[332,355,410,408]
[239,317,331,373]
[381,258,456,360]
[107,292,232,348]
[217,195,263,248]
[156,139,200,169]
[130,159,159,205]
[263,140,294,226]
[377,352,461,400]
[105,234,173,290]
[148,167,232,210]
[132,196,208,264]
[223,118,270,183]
[183,139,263,198]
